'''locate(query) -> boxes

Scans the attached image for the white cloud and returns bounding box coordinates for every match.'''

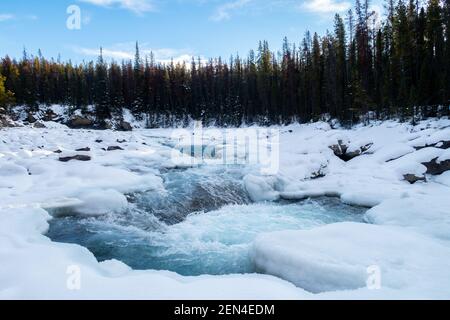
[79,0,155,14]
[75,47,134,60]
[302,0,351,14]
[73,44,204,65]
[210,0,252,22]
[0,14,15,22]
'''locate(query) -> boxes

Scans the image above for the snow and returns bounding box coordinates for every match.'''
[435,171,450,186]
[61,189,129,217]
[1,117,450,299]
[438,148,450,162]
[253,223,450,298]
[244,174,280,202]
[364,195,450,240]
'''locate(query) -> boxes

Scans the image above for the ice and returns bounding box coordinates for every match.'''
[69,189,128,217]
[243,174,280,202]
[365,195,450,240]
[252,222,450,297]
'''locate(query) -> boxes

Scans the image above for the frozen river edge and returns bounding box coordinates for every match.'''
[1,119,450,299]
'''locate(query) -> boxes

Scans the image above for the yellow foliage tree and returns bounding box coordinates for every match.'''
[0,74,14,113]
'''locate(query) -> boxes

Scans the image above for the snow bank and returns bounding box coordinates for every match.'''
[61,189,128,217]
[244,174,280,202]
[365,195,450,240]
[252,222,450,297]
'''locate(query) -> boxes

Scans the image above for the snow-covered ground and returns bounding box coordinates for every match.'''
[1,118,450,299]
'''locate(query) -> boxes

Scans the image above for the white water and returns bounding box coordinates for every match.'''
[48,193,365,276]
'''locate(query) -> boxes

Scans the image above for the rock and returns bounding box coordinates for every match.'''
[404,174,426,184]
[0,116,19,128]
[59,155,91,162]
[70,116,93,128]
[310,164,328,179]
[106,146,124,151]
[75,147,91,152]
[329,140,348,158]
[117,139,127,143]
[95,139,103,143]
[33,121,46,128]
[43,110,57,122]
[53,150,63,154]
[329,141,373,162]
[415,140,450,150]
[0,116,12,128]
[422,158,450,175]
[27,113,37,123]
[435,141,450,149]
[120,121,133,131]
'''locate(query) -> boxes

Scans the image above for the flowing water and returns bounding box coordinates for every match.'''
[47,164,366,276]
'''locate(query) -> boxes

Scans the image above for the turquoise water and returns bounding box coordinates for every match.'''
[47,165,365,276]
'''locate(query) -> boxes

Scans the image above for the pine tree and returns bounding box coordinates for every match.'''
[444,0,450,113]
[94,48,110,122]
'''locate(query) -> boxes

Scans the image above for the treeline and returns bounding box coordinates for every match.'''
[1,0,450,127]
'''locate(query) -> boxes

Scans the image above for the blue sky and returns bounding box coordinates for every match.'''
[0,0,384,64]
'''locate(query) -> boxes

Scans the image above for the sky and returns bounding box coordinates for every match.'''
[0,0,384,64]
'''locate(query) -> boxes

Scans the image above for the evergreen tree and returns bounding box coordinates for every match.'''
[94,48,110,122]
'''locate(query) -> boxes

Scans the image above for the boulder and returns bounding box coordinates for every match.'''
[27,113,37,123]
[415,140,450,150]
[120,121,133,131]
[404,173,426,184]
[70,116,93,128]
[33,121,46,128]
[43,110,57,122]
[0,115,17,128]
[422,158,450,175]
[436,141,450,149]
[59,155,91,162]
[75,147,91,152]
[329,140,348,158]
[329,141,373,162]
[106,146,124,151]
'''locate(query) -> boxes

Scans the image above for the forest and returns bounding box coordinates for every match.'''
[1,0,450,127]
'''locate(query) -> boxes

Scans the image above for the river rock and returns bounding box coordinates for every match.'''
[59,155,91,162]
[27,113,37,123]
[120,121,133,131]
[106,146,124,151]
[70,116,93,128]
[329,141,373,162]
[422,158,450,175]
[33,121,46,128]
[404,173,426,184]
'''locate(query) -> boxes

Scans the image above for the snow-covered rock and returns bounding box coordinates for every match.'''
[244,174,280,202]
